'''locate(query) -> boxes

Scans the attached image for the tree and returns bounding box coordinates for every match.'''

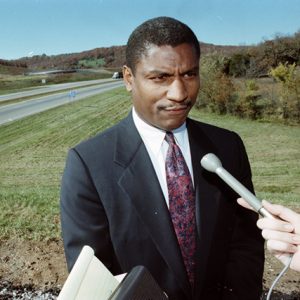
[196,53,235,114]
[227,52,251,77]
[269,63,300,122]
[235,80,262,119]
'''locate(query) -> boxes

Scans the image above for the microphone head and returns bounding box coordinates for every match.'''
[200,153,222,173]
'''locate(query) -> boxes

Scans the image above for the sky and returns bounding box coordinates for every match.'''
[1,0,299,60]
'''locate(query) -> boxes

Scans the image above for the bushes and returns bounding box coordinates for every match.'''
[196,53,300,124]
[269,63,300,122]
[78,58,105,69]
[224,31,300,78]
[234,80,263,119]
[227,52,251,77]
[196,54,236,114]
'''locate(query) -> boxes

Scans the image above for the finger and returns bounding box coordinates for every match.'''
[237,198,254,211]
[262,200,300,224]
[261,229,300,245]
[266,239,298,254]
[261,200,285,216]
[290,250,300,272]
[257,217,294,232]
[273,252,295,267]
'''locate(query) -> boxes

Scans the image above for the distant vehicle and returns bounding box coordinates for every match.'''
[112,71,123,79]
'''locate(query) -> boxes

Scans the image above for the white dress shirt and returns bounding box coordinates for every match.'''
[132,107,194,206]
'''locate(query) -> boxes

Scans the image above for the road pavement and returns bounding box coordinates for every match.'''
[0,78,116,102]
[0,80,124,126]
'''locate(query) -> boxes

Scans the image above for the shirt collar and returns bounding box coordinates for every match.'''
[132,107,187,155]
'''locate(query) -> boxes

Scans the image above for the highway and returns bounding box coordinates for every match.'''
[0,78,117,102]
[0,80,124,126]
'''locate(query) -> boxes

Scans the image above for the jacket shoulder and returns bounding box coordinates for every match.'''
[187,118,240,141]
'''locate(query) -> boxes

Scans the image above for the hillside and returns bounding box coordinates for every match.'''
[0,59,27,75]
[0,42,247,73]
[1,30,299,76]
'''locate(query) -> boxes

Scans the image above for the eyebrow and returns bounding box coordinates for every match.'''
[146,66,199,76]
[146,69,170,75]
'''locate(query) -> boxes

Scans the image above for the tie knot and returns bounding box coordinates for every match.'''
[165,131,176,145]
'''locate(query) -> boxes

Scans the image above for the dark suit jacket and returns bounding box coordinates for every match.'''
[60,112,264,300]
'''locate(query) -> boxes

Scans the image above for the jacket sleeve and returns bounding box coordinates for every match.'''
[60,148,120,273]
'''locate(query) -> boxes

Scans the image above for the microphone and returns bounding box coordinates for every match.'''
[200,153,275,219]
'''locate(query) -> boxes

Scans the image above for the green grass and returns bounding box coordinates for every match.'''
[189,111,300,204]
[78,58,105,68]
[0,88,299,240]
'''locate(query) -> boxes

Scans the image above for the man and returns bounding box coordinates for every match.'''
[61,17,264,299]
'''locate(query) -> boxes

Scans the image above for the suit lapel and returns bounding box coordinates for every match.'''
[115,114,191,296]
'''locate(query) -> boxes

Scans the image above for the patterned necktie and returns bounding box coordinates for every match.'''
[165,131,196,286]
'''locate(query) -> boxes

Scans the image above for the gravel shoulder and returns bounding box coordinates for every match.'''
[0,237,299,299]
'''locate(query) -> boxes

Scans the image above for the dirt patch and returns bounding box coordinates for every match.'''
[0,238,67,290]
[0,237,299,299]
[263,251,300,298]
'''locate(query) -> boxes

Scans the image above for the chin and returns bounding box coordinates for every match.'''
[161,121,185,131]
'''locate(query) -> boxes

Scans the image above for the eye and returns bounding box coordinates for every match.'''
[183,71,198,78]
[149,74,171,83]
[151,74,169,80]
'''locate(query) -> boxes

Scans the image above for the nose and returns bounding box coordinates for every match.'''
[166,78,188,102]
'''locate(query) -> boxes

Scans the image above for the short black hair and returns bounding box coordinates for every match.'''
[125,16,200,74]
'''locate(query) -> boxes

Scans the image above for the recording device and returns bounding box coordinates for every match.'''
[109,265,168,300]
[200,153,275,219]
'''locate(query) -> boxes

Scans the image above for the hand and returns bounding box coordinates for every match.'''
[237,198,300,272]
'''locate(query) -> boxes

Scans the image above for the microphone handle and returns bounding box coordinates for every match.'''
[216,167,275,219]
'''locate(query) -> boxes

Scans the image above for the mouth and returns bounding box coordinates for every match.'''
[164,105,188,112]
[159,101,192,114]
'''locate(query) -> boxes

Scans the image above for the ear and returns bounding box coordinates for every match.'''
[123,65,133,92]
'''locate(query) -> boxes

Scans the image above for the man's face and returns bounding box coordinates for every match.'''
[123,43,200,131]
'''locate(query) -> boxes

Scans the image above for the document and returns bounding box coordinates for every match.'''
[58,245,120,300]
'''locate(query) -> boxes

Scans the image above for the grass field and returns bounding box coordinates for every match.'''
[0,87,299,240]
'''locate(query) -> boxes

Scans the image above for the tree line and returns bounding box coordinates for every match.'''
[2,31,299,77]
[1,31,299,123]
[224,31,300,77]
[196,31,300,124]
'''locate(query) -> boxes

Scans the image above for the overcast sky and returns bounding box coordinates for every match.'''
[1,0,299,60]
